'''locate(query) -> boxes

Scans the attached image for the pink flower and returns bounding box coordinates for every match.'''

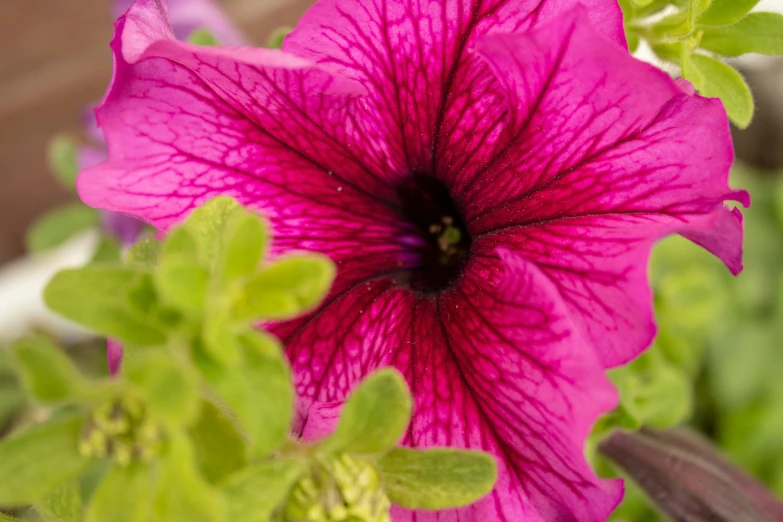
[78,0,747,520]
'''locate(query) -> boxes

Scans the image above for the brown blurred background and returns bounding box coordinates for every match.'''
[0,0,314,264]
[1,0,783,266]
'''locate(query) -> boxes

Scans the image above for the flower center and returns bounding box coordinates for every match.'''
[397,174,471,293]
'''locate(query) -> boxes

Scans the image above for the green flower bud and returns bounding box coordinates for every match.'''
[285,454,391,522]
[79,395,163,465]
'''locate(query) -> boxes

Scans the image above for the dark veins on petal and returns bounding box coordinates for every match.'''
[396,174,472,293]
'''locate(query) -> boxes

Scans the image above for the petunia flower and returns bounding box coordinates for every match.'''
[78,0,747,520]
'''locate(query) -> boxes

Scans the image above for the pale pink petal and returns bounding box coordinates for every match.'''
[465,8,746,366]
[284,0,624,175]
[285,249,621,522]
[114,0,246,45]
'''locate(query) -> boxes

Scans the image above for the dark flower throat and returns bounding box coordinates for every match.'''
[397,174,471,294]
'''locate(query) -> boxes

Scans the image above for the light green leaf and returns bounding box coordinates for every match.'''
[700,12,783,56]
[155,258,209,314]
[12,336,85,404]
[188,29,219,46]
[216,210,267,286]
[45,267,167,345]
[36,481,83,522]
[685,53,754,128]
[92,235,122,263]
[154,435,227,522]
[202,312,240,367]
[27,204,100,253]
[233,254,336,321]
[47,135,79,191]
[378,447,497,510]
[238,331,293,457]
[85,463,152,522]
[267,26,292,49]
[162,227,199,259]
[124,351,199,428]
[322,368,411,456]
[609,348,693,429]
[222,458,305,522]
[199,330,293,458]
[182,197,241,266]
[189,400,247,484]
[125,236,161,269]
[0,415,90,505]
[698,0,760,26]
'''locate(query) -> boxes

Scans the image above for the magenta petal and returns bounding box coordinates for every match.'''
[284,0,623,173]
[107,338,124,375]
[465,7,744,367]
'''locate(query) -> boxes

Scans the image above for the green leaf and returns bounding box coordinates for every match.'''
[155,258,209,314]
[0,415,90,505]
[189,400,248,484]
[12,336,85,404]
[85,463,152,522]
[222,458,305,522]
[238,331,293,457]
[124,351,199,428]
[154,435,226,522]
[216,210,267,286]
[378,447,497,510]
[685,53,754,128]
[125,236,161,269]
[233,254,336,321]
[162,227,199,259]
[267,26,293,49]
[700,12,783,56]
[92,235,122,263]
[36,481,83,522]
[44,266,167,345]
[182,197,242,266]
[609,347,693,429]
[199,331,293,458]
[698,0,760,26]
[27,204,100,253]
[188,29,219,46]
[202,312,240,367]
[47,135,79,191]
[322,368,412,455]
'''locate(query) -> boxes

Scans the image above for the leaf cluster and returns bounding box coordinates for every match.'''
[0,197,497,522]
[621,0,783,128]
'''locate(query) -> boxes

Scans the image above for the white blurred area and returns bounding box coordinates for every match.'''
[1,0,783,343]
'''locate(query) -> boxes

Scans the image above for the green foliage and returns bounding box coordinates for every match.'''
[622,0,783,127]
[0,415,89,505]
[12,336,86,405]
[222,459,305,521]
[322,368,412,456]
[267,27,293,49]
[188,29,219,46]
[700,12,783,56]
[45,267,168,345]
[37,481,83,522]
[684,53,753,128]
[26,204,100,253]
[85,463,152,522]
[378,448,497,510]
[47,135,79,192]
[2,196,498,520]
